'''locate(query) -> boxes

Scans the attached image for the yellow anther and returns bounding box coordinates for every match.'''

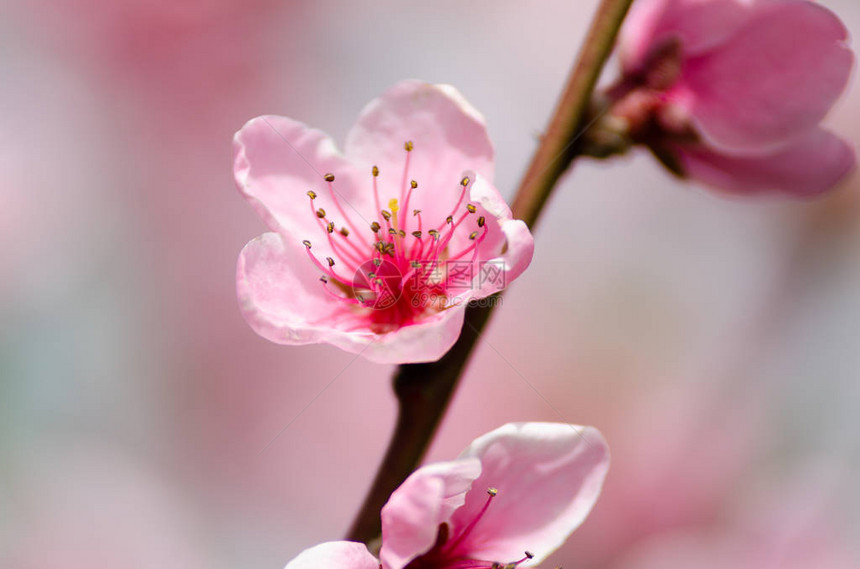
[412,231,422,238]
[469,231,479,240]
[446,215,454,224]
[316,208,326,218]
[404,140,414,151]
[319,275,327,283]
[372,165,379,177]
[413,209,421,216]
[388,228,397,235]
[324,173,335,182]
[477,216,486,227]
[371,221,381,232]
[487,487,498,496]
[398,229,406,238]
[340,227,350,237]
[326,257,335,267]
[461,176,470,186]
[466,204,477,214]
[410,180,418,189]
[326,221,335,233]
[307,190,317,199]
[381,210,392,221]
[302,240,312,248]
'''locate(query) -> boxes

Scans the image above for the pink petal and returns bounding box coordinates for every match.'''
[464,176,535,299]
[679,0,854,152]
[237,232,470,364]
[380,459,482,569]
[448,423,610,564]
[343,303,468,365]
[284,541,379,569]
[233,115,374,246]
[344,81,495,228]
[237,232,347,345]
[620,0,750,73]
[677,128,856,197]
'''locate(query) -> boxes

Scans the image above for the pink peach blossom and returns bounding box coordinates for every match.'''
[234,81,534,364]
[282,422,609,569]
[615,0,855,196]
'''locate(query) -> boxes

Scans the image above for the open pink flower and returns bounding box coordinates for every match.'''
[283,422,609,569]
[234,81,534,364]
[614,0,855,196]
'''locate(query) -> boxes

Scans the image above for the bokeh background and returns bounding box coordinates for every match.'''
[1,1,859,567]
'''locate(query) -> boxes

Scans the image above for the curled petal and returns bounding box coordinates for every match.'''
[380,459,482,569]
[448,423,610,564]
[466,176,535,299]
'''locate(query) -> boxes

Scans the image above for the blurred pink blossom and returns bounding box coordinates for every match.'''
[283,422,609,569]
[614,0,855,196]
[612,466,856,569]
[234,81,534,364]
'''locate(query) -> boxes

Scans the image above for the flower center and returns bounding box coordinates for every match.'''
[301,141,489,332]
[404,488,536,569]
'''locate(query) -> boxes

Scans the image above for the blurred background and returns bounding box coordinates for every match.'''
[1,0,858,567]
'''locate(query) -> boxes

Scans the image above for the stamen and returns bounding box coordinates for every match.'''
[340,227,350,237]
[316,208,327,218]
[302,240,312,248]
[400,143,413,233]
[444,488,499,554]
[372,165,381,218]
[325,173,364,242]
[466,203,477,214]
[307,190,317,200]
[371,221,381,233]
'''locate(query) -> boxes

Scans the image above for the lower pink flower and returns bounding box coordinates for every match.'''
[234,81,534,364]
[612,0,855,196]
[282,422,610,569]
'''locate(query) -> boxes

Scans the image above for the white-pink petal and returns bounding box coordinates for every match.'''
[284,541,379,569]
[237,232,348,345]
[234,115,371,245]
[345,80,495,193]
